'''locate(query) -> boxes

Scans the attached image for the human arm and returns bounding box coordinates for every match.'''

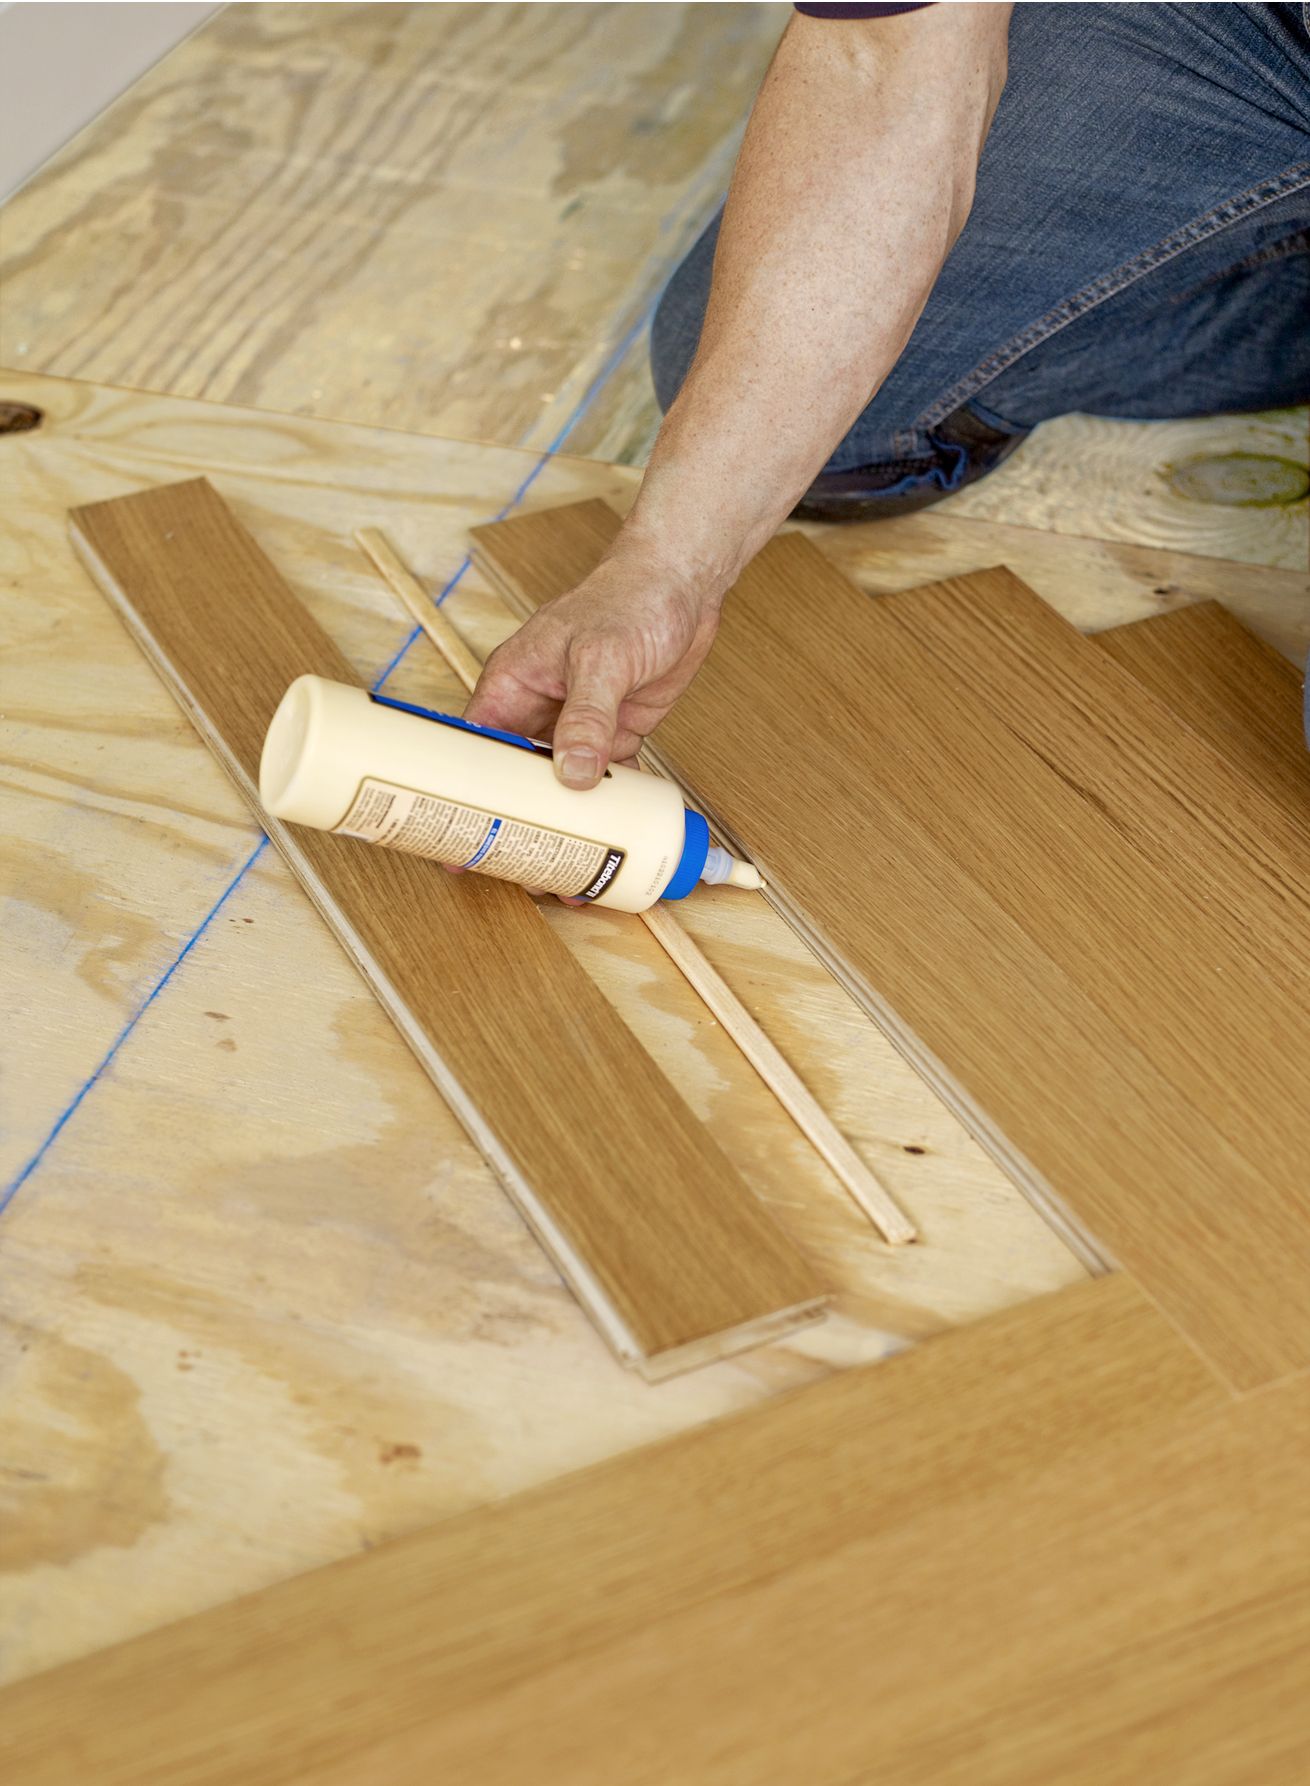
[465,3,1011,787]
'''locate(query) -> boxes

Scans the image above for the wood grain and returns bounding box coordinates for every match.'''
[1097,600,1310,817]
[884,568,1310,982]
[356,523,915,1245]
[474,500,1310,1388]
[3,373,1092,1687]
[941,408,1309,571]
[67,477,825,1376]
[0,1,785,452]
[0,1275,1258,1786]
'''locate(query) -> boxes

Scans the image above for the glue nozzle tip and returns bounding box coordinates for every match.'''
[700,844,764,891]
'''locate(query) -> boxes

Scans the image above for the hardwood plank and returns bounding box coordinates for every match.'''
[1097,600,1310,816]
[473,502,1310,1387]
[870,564,1310,1002]
[356,522,914,1244]
[0,1277,1233,1785]
[66,477,824,1378]
[314,1373,1310,1786]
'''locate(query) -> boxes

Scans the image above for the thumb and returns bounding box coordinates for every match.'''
[553,658,623,790]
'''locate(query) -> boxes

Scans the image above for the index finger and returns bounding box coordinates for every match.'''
[462,663,559,742]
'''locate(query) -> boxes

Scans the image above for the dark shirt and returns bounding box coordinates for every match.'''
[794,4,931,17]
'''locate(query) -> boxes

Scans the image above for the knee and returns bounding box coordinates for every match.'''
[649,209,722,413]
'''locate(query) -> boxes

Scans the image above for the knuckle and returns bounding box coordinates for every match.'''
[567,632,618,672]
[476,649,513,687]
[563,699,611,726]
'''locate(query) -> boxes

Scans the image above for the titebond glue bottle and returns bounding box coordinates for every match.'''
[260,675,763,914]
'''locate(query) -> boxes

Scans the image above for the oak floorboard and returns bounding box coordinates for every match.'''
[1097,600,1310,817]
[325,1366,1310,1786]
[67,477,824,1377]
[0,1277,1238,1786]
[474,501,1310,1388]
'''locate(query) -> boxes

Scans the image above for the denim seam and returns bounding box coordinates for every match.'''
[914,159,1310,435]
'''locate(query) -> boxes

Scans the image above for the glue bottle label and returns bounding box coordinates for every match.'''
[334,777,625,900]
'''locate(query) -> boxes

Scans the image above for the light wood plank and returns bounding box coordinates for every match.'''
[67,477,825,1377]
[885,569,1310,982]
[0,1277,1239,1785]
[1097,600,1310,817]
[473,501,1310,1387]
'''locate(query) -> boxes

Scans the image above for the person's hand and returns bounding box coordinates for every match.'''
[463,542,725,788]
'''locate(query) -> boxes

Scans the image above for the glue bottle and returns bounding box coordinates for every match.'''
[259,675,763,914]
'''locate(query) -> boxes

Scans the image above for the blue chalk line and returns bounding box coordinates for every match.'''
[2,284,667,1209]
[0,837,270,1214]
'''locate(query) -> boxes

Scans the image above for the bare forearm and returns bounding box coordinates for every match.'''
[619,5,1010,594]
[465,4,1011,793]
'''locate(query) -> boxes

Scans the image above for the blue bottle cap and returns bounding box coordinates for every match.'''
[661,808,710,901]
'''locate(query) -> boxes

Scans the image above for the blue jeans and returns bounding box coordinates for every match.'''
[650,3,1310,518]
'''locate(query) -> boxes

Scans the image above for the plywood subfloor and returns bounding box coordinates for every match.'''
[3,368,1305,1684]
[940,407,1308,573]
[2,0,1304,1712]
[474,499,1310,1389]
[15,1275,1310,1786]
[0,1,785,454]
[3,364,1307,1678]
[2,371,1108,1682]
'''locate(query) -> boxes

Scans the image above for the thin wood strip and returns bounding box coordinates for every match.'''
[355,526,914,1246]
[0,1278,1232,1785]
[472,500,1310,1389]
[67,478,826,1379]
[356,527,486,693]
